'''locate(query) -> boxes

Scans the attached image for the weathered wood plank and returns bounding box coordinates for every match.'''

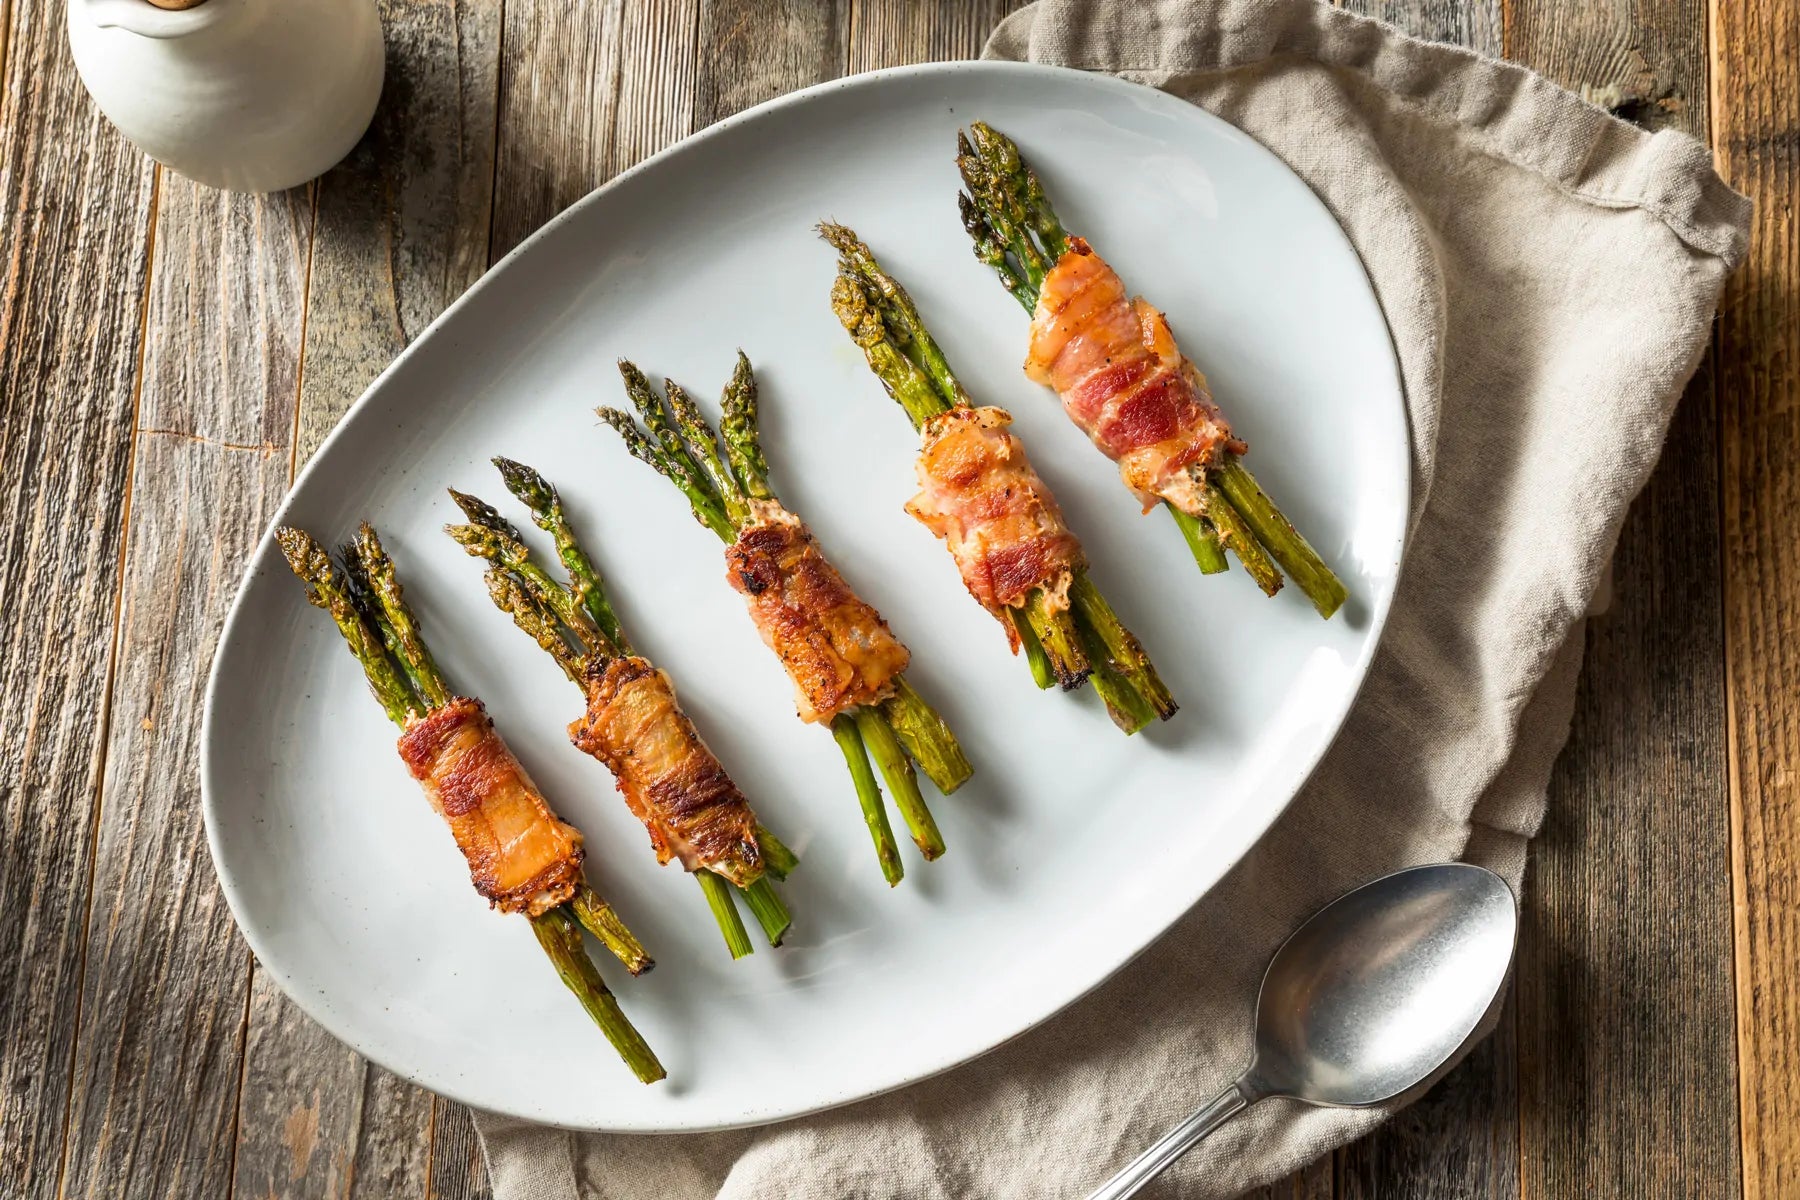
[1339,0,1502,56]
[846,0,1022,73]
[1715,0,1800,1193]
[235,2,505,1197]
[232,988,436,1200]
[1504,2,1738,1195]
[294,0,505,463]
[58,177,312,1199]
[490,0,699,259]
[1510,0,1704,132]
[0,0,156,1193]
[428,1104,492,1200]
[697,0,846,122]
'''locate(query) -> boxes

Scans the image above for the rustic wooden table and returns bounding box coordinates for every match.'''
[2,0,1791,1196]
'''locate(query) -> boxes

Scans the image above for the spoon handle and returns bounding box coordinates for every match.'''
[1084,1078,1254,1200]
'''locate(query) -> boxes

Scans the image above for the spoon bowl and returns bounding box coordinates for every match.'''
[1245,863,1517,1107]
[1088,863,1518,1200]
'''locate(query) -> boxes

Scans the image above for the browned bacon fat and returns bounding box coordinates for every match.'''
[396,697,584,917]
[724,502,910,723]
[906,405,1084,640]
[568,656,763,886]
[1025,239,1244,515]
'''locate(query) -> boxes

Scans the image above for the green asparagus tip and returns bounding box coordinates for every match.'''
[596,407,666,474]
[444,521,515,562]
[275,526,334,596]
[816,220,857,255]
[447,488,520,537]
[492,456,557,513]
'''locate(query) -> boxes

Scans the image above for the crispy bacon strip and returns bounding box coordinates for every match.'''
[906,405,1084,641]
[396,696,584,917]
[567,655,763,886]
[1025,238,1244,515]
[724,501,910,724]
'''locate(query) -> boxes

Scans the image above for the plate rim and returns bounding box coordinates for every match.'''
[201,58,1410,1133]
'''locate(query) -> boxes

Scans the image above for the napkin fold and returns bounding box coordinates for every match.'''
[476,1,1749,1194]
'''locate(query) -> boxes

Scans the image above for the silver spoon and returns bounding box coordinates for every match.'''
[1086,862,1517,1200]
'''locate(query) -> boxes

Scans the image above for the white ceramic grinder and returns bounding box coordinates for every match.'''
[69,0,385,193]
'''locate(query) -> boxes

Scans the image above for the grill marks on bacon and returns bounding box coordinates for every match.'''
[906,406,1084,642]
[725,503,910,724]
[396,697,585,917]
[568,656,763,886]
[1025,239,1242,515]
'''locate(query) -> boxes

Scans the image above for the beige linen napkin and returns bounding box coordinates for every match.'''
[475,1,1749,1194]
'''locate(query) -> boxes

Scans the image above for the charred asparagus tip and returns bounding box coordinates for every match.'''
[278,525,423,726]
[492,458,633,654]
[446,520,516,561]
[350,522,452,709]
[492,456,555,512]
[447,487,521,537]
[481,567,584,681]
[276,526,333,598]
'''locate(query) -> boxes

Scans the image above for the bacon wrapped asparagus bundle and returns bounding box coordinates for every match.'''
[445,460,795,959]
[600,355,972,887]
[955,122,1348,619]
[822,223,1176,734]
[275,523,663,1083]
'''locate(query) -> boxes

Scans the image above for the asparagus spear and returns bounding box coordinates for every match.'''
[275,525,662,1080]
[447,467,793,953]
[600,353,969,882]
[824,256,1090,692]
[493,457,633,653]
[822,223,1177,733]
[955,121,1348,619]
[342,527,662,969]
[531,908,664,1082]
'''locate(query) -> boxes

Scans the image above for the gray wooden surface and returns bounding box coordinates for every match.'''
[2,0,1786,1196]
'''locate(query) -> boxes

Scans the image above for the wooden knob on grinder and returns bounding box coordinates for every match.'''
[143,0,210,9]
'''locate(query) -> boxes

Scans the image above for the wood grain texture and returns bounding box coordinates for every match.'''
[490,0,699,259]
[1,2,1763,1197]
[1510,0,1706,131]
[0,1,155,1194]
[1339,0,1502,55]
[294,0,504,463]
[847,0,1022,73]
[428,1103,492,1200]
[232,988,436,1200]
[58,177,312,1200]
[697,0,845,122]
[1715,0,1800,1192]
[1507,1,1739,1194]
[236,2,505,1197]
